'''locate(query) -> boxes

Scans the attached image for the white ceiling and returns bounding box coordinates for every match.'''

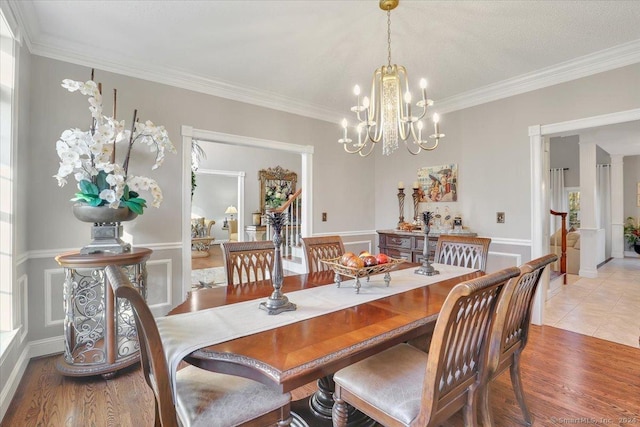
[7,0,640,139]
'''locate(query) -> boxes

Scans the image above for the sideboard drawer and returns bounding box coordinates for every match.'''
[386,236,412,249]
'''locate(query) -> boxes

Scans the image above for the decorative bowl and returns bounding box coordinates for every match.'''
[319,256,405,293]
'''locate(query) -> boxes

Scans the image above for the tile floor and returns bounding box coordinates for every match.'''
[544,257,640,348]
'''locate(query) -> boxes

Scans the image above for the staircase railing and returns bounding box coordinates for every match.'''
[550,209,567,284]
[266,189,302,259]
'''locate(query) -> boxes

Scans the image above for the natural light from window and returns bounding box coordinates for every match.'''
[0,9,16,354]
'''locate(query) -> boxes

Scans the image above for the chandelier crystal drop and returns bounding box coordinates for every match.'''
[339,0,444,157]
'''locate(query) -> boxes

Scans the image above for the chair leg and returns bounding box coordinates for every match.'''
[463,385,479,427]
[510,352,533,426]
[277,415,292,426]
[332,395,348,427]
[479,383,493,427]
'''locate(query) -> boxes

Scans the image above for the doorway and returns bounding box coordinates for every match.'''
[529,107,640,325]
[180,126,315,297]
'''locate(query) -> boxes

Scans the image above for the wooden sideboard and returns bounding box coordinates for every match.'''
[377,229,477,263]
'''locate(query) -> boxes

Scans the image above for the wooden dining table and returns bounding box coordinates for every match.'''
[168,264,482,426]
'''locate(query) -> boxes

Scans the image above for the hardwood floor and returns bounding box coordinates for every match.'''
[2,325,639,426]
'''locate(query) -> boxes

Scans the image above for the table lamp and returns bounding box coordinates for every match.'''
[225,205,238,221]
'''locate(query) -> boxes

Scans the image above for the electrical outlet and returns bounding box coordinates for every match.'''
[497,212,505,223]
[322,212,327,222]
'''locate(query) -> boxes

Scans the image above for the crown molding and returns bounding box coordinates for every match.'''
[436,39,640,115]
[8,0,640,123]
[28,37,342,124]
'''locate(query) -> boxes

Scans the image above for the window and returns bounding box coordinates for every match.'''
[565,187,580,229]
[0,8,16,352]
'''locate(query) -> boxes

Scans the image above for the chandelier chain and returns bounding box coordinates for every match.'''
[387,8,392,67]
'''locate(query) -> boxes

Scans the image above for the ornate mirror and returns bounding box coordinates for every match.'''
[259,166,297,213]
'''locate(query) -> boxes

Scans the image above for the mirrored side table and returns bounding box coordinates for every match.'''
[55,247,152,378]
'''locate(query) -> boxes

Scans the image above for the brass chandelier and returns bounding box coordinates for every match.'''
[339,0,444,156]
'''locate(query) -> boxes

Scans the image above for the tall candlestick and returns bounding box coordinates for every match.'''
[412,187,420,225]
[415,211,439,276]
[397,188,405,228]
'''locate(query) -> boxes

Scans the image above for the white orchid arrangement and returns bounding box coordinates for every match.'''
[53,77,176,214]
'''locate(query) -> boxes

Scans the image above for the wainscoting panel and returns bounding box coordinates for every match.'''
[18,274,28,344]
[44,268,66,328]
[343,240,373,256]
[146,259,173,314]
[486,251,522,273]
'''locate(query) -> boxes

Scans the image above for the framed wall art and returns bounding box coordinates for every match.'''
[417,163,458,203]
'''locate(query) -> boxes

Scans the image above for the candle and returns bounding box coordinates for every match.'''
[398,181,404,189]
[413,181,420,189]
[341,118,348,140]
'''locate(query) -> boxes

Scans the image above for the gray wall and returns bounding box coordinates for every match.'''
[550,135,611,188]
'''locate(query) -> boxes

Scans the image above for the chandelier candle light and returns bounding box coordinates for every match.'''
[339,0,445,156]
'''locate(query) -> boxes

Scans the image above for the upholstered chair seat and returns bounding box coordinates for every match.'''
[333,343,428,425]
[175,365,291,426]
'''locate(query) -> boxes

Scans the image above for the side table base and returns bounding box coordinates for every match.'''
[56,353,139,379]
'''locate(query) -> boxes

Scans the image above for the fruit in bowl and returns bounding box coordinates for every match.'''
[359,250,371,258]
[340,252,357,266]
[347,256,365,269]
[362,255,378,267]
[375,253,390,264]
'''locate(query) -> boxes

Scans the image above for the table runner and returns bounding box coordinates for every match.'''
[157,263,475,398]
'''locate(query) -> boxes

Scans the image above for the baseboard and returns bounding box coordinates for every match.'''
[0,345,28,422]
[29,336,65,359]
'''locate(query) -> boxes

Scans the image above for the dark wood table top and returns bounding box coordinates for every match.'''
[169,265,482,393]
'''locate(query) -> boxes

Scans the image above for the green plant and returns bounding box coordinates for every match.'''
[74,170,147,214]
[623,216,640,246]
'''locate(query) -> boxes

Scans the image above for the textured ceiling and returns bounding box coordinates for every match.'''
[8,0,640,151]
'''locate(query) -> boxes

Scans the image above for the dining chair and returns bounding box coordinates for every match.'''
[408,235,491,352]
[479,253,558,427]
[222,240,275,286]
[301,235,345,273]
[103,265,292,427]
[434,235,492,272]
[332,266,521,427]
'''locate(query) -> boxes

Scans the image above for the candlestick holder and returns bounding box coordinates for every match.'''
[412,187,420,226]
[415,211,439,276]
[397,188,405,228]
[259,209,297,314]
